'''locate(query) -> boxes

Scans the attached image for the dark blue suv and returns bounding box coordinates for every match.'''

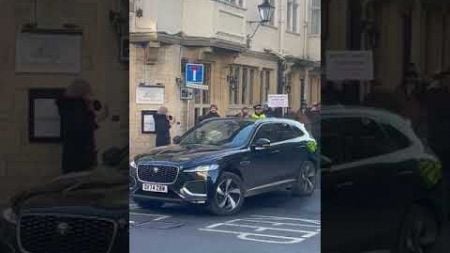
[130,118,318,215]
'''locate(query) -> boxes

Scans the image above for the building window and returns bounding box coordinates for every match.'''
[260,69,271,103]
[194,64,211,105]
[130,0,135,12]
[229,65,256,106]
[309,0,321,35]
[268,0,276,26]
[287,0,299,33]
[217,0,244,8]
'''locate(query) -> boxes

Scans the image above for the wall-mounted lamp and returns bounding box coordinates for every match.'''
[246,0,275,47]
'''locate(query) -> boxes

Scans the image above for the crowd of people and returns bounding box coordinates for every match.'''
[153,102,320,148]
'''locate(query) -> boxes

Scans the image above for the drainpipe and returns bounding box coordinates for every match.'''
[278,0,284,55]
[303,0,308,59]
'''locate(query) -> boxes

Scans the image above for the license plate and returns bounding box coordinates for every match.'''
[142,183,168,193]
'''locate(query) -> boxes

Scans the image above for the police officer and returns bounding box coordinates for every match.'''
[250,104,266,120]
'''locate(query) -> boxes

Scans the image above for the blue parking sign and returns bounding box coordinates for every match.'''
[185,64,205,88]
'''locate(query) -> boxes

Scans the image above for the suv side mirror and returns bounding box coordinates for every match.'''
[252,138,271,151]
[173,136,182,144]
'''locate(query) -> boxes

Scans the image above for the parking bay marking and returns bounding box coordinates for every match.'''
[199,215,320,244]
[130,212,170,226]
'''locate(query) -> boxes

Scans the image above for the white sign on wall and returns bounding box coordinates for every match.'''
[16,32,82,73]
[136,86,165,104]
[142,112,156,133]
[268,94,289,108]
[326,50,374,81]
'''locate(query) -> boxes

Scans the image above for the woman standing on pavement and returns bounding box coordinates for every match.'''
[154,106,176,147]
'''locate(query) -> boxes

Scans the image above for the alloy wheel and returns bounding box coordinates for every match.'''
[297,161,316,195]
[215,178,242,212]
[400,206,439,253]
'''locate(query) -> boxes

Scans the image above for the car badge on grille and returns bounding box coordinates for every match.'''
[56,222,71,235]
[153,167,159,173]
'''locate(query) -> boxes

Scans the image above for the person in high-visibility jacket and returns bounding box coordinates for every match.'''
[250,104,266,120]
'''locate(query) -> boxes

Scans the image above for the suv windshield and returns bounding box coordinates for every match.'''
[180,119,255,147]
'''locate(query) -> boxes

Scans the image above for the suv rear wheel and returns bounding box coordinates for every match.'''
[397,205,439,253]
[292,160,317,196]
[207,172,244,216]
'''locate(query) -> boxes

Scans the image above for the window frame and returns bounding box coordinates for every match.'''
[229,65,256,106]
[216,0,244,8]
[260,69,271,104]
[309,0,321,35]
[286,0,299,33]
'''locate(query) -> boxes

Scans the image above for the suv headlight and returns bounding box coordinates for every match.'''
[2,208,17,225]
[184,164,219,173]
[130,160,137,169]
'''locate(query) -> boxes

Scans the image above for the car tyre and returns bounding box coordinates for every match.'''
[396,205,439,253]
[292,160,317,197]
[207,172,245,216]
[133,198,164,210]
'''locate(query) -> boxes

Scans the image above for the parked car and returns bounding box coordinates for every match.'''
[1,147,129,253]
[320,106,445,253]
[130,117,318,215]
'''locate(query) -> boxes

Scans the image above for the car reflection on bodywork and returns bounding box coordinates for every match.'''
[0,147,129,253]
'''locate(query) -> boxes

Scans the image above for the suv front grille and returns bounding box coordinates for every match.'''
[137,165,179,183]
[18,214,116,253]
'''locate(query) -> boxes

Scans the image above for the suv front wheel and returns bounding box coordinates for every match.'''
[292,160,317,196]
[207,172,245,216]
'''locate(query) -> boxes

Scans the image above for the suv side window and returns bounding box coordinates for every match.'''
[254,123,280,143]
[340,117,393,162]
[279,123,304,141]
[380,123,411,151]
[321,118,343,165]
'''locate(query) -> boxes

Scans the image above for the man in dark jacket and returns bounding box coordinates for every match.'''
[154,106,174,147]
[198,104,220,124]
[57,79,98,174]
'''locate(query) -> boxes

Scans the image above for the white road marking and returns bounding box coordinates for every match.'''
[129,212,170,225]
[199,215,320,244]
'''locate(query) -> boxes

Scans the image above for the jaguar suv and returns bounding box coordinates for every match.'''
[319,106,445,253]
[0,147,129,253]
[130,117,318,215]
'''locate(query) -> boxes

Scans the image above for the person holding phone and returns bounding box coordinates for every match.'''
[154,106,175,147]
[56,79,99,174]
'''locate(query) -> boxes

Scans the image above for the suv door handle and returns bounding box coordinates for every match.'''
[271,150,281,154]
[336,181,354,189]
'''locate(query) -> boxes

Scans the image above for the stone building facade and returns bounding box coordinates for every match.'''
[0,0,129,203]
[130,0,321,157]
[323,0,450,103]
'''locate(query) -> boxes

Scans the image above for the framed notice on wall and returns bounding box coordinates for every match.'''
[141,110,157,134]
[16,31,82,74]
[29,89,65,142]
[136,85,165,104]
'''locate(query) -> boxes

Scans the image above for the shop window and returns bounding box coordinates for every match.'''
[260,69,271,104]
[229,65,256,106]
